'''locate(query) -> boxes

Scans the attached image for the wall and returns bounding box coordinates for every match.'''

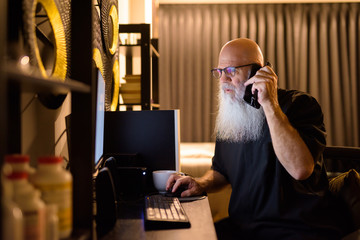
[21,92,70,167]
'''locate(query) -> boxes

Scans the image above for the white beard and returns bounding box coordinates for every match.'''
[214,83,265,143]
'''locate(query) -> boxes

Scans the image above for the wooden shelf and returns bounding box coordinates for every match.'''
[119,103,159,106]
[119,24,159,110]
[119,44,141,47]
[2,62,90,93]
[120,44,159,58]
[151,103,160,109]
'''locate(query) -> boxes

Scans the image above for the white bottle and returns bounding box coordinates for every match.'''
[45,204,59,240]
[7,172,35,204]
[10,173,46,240]
[2,174,24,240]
[4,154,35,176]
[31,156,73,239]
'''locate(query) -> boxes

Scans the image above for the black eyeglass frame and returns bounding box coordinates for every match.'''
[211,63,260,79]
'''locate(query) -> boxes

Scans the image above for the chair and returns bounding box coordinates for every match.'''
[323,146,360,239]
[323,146,360,178]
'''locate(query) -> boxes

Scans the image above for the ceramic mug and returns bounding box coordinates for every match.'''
[152,170,177,194]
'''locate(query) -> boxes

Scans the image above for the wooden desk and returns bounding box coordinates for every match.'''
[101,196,217,240]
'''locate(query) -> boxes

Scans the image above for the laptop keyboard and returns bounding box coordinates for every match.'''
[144,195,191,230]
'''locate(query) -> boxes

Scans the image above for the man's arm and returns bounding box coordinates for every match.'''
[263,104,315,180]
[196,169,229,193]
[246,66,314,180]
[166,169,229,197]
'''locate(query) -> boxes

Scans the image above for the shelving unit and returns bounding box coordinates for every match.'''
[2,66,91,152]
[1,1,95,238]
[119,24,159,110]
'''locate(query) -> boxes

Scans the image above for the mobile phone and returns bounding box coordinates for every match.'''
[243,62,272,109]
[243,64,262,109]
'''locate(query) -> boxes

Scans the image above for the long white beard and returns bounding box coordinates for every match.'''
[214,83,265,143]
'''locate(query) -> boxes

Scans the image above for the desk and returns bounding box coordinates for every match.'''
[101,196,217,240]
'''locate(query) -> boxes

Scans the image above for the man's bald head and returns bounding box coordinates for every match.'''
[218,38,264,67]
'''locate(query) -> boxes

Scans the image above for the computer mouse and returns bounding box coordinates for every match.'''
[164,186,187,198]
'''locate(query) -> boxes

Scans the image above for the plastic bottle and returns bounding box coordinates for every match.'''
[7,172,33,200]
[2,173,24,240]
[45,204,59,240]
[15,188,46,240]
[31,156,73,239]
[4,154,35,176]
[9,172,46,240]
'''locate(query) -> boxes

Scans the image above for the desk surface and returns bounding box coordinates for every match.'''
[101,196,217,240]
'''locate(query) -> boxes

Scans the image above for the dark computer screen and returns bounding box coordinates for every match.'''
[103,110,180,172]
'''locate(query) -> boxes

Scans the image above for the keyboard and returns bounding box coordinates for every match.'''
[144,195,191,230]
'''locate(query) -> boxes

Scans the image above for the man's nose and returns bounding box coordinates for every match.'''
[220,74,231,83]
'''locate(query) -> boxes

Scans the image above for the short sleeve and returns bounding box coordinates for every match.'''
[280,90,327,161]
[279,90,328,191]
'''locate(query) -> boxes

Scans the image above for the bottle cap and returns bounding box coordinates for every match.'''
[5,154,30,163]
[6,172,28,180]
[38,156,63,164]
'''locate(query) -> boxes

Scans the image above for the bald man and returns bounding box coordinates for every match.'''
[167,38,345,239]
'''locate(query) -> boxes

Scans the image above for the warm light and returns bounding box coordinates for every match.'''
[145,0,153,38]
[133,105,142,111]
[20,56,30,66]
[145,0,152,24]
[119,93,124,104]
[118,0,129,24]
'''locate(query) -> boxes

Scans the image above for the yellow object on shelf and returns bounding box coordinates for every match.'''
[122,74,141,82]
[120,75,141,104]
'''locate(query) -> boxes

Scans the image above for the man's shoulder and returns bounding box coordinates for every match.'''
[278,88,314,99]
[278,88,321,110]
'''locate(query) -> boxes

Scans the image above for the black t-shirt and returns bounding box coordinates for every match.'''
[212,89,343,239]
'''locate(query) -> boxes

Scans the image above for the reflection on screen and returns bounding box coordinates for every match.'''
[95,71,105,165]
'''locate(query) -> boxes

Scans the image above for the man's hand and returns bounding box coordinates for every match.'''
[244,65,278,110]
[166,170,229,197]
[166,174,204,197]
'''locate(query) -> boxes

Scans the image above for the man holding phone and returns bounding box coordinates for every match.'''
[167,38,344,239]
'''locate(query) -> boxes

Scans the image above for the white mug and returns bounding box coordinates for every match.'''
[152,170,177,194]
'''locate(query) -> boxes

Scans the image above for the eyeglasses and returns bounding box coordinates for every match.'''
[211,63,258,79]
